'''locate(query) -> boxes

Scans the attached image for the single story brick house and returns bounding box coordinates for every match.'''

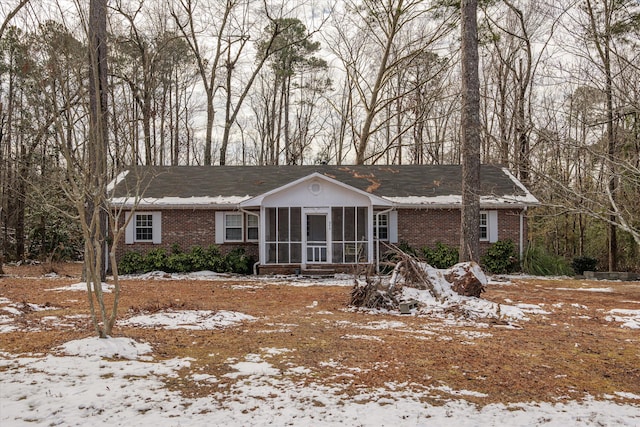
[109,164,538,274]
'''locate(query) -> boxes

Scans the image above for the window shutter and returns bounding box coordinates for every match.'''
[152,212,162,244]
[488,210,498,243]
[389,210,399,243]
[125,211,134,244]
[215,211,224,244]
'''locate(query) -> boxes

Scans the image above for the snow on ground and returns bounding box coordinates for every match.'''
[384,262,529,323]
[48,281,114,293]
[605,309,640,329]
[119,309,256,330]
[59,336,153,360]
[1,271,639,425]
[1,335,639,426]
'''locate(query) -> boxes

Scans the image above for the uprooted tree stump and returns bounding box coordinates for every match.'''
[349,244,488,311]
[444,263,486,298]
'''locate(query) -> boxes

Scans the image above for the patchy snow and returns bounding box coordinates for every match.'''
[357,320,406,330]
[389,262,527,323]
[1,272,639,425]
[605,309,640,329]
[59,336,153,360]
[516,303,551,315]
[1,337,638,426]
[48,281,114,293]
[224,354,281,379]
[106,170,129,193]
[0,315,18,333]
[120,310,256,330]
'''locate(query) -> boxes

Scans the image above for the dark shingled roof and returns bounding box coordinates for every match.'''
[111,164,532,201]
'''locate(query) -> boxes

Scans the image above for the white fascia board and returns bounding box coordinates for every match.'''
[110,195,251,209]
[240,172,393,208]
[386,195,538,209]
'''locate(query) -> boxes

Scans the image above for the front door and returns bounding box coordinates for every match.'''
[306,214,328,263]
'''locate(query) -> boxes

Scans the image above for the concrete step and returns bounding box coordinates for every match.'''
[301,268,336,277]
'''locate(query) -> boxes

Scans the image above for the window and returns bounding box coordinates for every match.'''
[479,212,488,241]
[225,213,243,241]
[216,212,260,243]
[125,211,161,244]
[480,210,498,242]
[246,214,259,241]
[374,213,389,241]
[135,214,154,241]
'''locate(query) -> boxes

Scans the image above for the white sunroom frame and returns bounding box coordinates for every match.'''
[240,173,393,270]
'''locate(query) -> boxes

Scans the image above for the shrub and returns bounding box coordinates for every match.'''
[481,240,519,274]
[571,256,598,275]
[119,251,146,274]
[116,245,254,275]
[166,252,193,273]
[205,245,226,271]
[144,248,168,272]
[188,245,209,271]
[223,248,253,274]
[522,245,573,276]
[422,242,459,269]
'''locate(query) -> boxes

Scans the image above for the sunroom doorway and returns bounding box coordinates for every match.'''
[305,213,328,263]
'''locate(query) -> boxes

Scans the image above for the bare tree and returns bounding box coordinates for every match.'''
[328,0,456,164]
[460,0,481,262]
[83,0,114,335]
[0,0,30,41]
[170,0,236,165]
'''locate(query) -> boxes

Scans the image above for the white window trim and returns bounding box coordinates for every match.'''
[216,211,251,243]
[224,212,243,242]
[246,213,259,242]
[480,210,498,243]
[374,212,390,241]
[125,211,162,244]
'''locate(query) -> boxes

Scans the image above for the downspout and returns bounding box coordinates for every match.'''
[375,207,394,274]
[519,207,526,267]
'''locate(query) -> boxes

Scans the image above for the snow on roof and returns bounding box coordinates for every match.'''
[110,195,252,208]
[109,165,538,208]
[384,194,539,207]
[106,170,130,193]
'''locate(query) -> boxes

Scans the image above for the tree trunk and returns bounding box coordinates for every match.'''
[460,0,481,262]
[88,0,110,323]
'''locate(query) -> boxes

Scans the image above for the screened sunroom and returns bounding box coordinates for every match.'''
[240,173,393,269]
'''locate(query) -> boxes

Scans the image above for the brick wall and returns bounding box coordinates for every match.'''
[397,207,526,257]
[115,207,529,268]
[114,209,258,261]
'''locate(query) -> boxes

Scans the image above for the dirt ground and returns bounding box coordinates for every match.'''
[1,262,639,407]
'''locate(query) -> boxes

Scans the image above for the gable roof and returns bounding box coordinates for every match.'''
[109,164,538,208]
[239,171,393,207]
